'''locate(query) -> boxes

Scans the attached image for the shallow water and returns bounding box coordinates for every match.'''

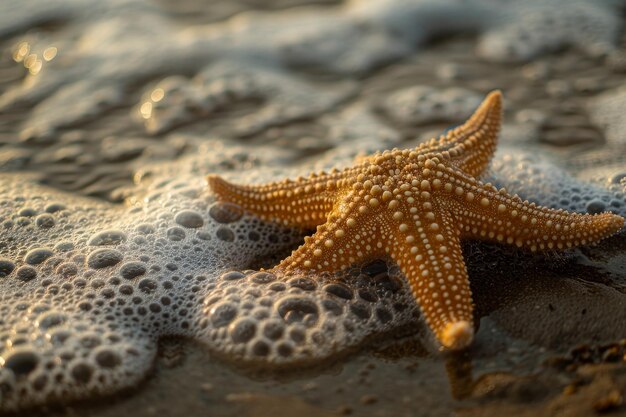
[0,0,626,415]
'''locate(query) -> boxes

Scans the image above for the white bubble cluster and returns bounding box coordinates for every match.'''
[488,148,626,220]
[0,169,424,411]
[139,63,356,137]
[379,86,483,126]
[588,85,626,147]
[476,0,622,62]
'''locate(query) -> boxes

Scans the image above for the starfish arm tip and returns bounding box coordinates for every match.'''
[441,320,474,351]
[593,212,624,240]
[610,213,625,230]
[487,89,502,99]
[483,89,502,113]
[206,174,232,200]
[206,173,221,186]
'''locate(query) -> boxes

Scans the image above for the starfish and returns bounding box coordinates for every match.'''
[207,91,624,350]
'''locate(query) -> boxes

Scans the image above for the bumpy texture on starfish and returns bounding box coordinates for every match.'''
[207,91,625,350]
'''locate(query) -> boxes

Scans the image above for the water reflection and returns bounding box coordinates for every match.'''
[12,41,57,75]
[446,352,475,400]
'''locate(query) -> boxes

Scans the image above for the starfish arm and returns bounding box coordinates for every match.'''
[410,90,502,178]
[272,194,383,273]
[388,206,474,350]
[445,90,502,178]
[207,171,353,229]
[444,174,625,251]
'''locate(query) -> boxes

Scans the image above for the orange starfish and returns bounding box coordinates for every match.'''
[207,91,624,350]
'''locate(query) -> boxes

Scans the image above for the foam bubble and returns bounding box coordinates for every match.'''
[379,86,483,126]
[487,147,626,220]
[0,171,429,410]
